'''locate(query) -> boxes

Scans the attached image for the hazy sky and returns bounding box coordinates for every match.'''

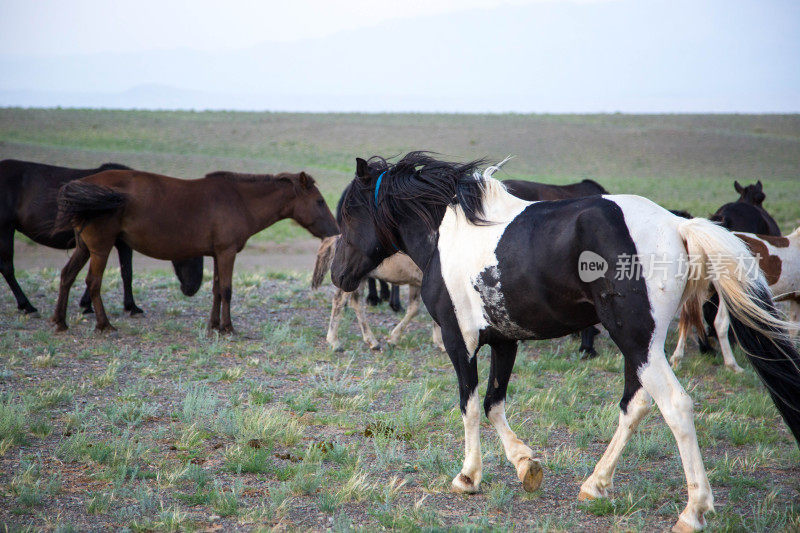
[0,0,797,112]
[0,0,607,55]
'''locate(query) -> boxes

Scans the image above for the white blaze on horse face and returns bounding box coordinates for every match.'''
[437,180,532,355]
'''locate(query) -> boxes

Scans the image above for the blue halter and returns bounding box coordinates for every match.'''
[374,170,387,206]
[373,170,398,250]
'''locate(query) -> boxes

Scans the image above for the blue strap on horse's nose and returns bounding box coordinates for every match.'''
[373,170,398,250]
[374,170,386,206]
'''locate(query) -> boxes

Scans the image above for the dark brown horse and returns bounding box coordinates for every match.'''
[503,178,608,201]
[52,169,338,333]
[710,181,781,236]
[699,181,782,352]
[0,159,203,315]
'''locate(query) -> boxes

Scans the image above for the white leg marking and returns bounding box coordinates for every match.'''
[326,289,349,351]
[432,323,446,352]
[350,288,380,350]
[714,300,743,373]
[580,388,652,500]
[452,392,482,493]
[387,285,420,344]
[670,322,688,369]
[488,401,542,492]
[640,356,714,532]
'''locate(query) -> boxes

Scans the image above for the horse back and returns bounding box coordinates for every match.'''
[0,159,129,247]
[503,179,607,201]
[712,202,781,236]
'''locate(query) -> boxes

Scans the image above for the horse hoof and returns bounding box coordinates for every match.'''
[580,349,598,360]
[370,343,382,351]
[53,323,68,333]
[366,296,381,306]
[95,324,117,334]
[671,517,703,533]
[20,305,38,315]
[81,307,94,315]
[727,364,744,374]
[219,326,235,335]
[127,307,144,316]
[577,478,611,501]
[518,458,543,492]
[451,473,479,494]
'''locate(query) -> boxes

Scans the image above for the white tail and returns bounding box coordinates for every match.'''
[677,218,796,339]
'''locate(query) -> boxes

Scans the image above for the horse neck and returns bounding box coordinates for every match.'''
[232,179,296,232]
[391,177,518,271]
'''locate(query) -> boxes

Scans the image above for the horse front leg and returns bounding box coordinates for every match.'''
[215,250,236,334]
[485,340,542,492]
[116,241,143,315]
[439,325,482,493]
[207,258,221,332]
[0,224,37,314]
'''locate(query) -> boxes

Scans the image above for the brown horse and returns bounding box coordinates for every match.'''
[52,169,339,333]
[0,159,203,315]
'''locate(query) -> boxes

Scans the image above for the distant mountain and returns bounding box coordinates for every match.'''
[1,0,798,112]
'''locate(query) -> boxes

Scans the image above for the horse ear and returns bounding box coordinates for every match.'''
[356,158,369,180]
[756,180,763,190]
[734,181,743,194]
[298,171,311,189]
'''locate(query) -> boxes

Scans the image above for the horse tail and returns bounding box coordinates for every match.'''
[678,289,708,349]
[311,235,339,289]
[54,181,126,233]
[678,218,800,445]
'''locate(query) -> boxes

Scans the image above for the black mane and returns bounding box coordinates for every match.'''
[341,151,488,248]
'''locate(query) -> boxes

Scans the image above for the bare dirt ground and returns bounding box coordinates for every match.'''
[13,239,322,274]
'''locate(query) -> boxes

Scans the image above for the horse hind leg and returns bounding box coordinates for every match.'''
[579,326,600,359]
[432,322,446,351]
[386,284,420,345]
[713,300,743,373]
[350,285,380,350]
[326,288,350,352]
[485,340,542,493]
[0,224,37,314]
[51,240,90,331]
[589,278,713,532]
[86,249,115,332]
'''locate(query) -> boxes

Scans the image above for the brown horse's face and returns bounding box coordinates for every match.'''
[734,180,766,206]
[290,173,339,239]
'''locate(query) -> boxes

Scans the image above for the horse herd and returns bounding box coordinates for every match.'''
[2,155,799,533]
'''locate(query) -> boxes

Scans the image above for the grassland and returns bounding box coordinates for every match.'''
[1,109,799,242]
[1,109,799,531]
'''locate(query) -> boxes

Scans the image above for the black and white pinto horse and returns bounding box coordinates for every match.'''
[331,153,800,533]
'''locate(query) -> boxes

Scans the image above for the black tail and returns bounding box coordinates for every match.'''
[729,285,800,446]
[54,182,126,232]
